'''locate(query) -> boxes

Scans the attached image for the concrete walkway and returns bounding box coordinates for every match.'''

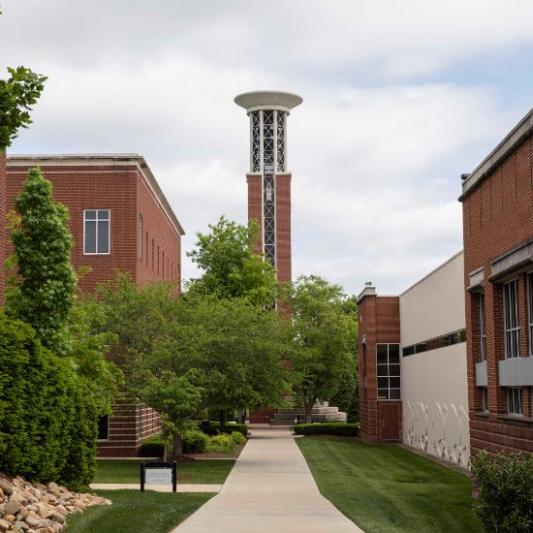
[173,426,363,533]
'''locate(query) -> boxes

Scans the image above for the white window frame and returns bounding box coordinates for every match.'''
[503,279,520,359]
[527,271,533,356]
[83,209,111,255]
[507,387,523,416]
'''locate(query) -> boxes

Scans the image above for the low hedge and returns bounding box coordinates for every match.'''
[139,435,165,458]
[472,451,533,532]
[199,420,248,437]
[293,422,359,437]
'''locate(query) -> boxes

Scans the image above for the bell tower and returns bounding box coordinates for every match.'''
[234,91,302,284]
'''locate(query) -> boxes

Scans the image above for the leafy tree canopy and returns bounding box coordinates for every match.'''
[284,275,358,422]
[0,66,46,149]
[187,216,277,306]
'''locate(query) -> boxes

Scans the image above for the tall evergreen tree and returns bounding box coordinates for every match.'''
[6,168,77,354]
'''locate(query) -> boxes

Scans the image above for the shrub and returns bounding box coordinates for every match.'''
[0,314,97,490]
[229,431,246,446]
[472,451,533,532]
[183,430,209,454]
[206,434,236,453]
[199,420,248,437]
[139,435,165,458]
[293,422,359,437]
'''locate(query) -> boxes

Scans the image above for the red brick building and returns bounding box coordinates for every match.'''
[461,110,533,455]
[0,152,6,305]
[357,286,402,442]
[5,154,184,456]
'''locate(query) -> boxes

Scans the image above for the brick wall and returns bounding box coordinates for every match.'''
[247,173,263,253]
[5,158,182,457]
[358,293,401,443]
[462,133,533,455]
[275,173,292,284]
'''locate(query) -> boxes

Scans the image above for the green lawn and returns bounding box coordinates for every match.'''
[297,437,482,533]
[95,459,234,484]
[65,490,213,533]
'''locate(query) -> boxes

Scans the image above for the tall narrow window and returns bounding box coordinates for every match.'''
[377,344,401,400]
[527,272,533,356]
[479,293,487,361]
[97,415,109,440]
[145,232,149,265]
[157,246,160,275]
[84,209,110,254]
[138,215,144,260]
[162,251,165,278]
[151,240,154,270]
[480,387,488,412]
[503,280,520,358]
[507,387,523,415]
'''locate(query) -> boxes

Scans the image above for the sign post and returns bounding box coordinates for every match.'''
[140,461,177,492]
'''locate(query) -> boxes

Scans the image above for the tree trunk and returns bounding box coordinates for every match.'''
[171,432,182,462]
[219,411,227,434]
[305,400,313,423]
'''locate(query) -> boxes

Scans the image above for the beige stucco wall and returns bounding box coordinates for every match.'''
[400,251,470,468]
[400,251,465,347]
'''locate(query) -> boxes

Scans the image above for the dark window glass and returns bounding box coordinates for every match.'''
[377,345,388,363]
[85,221,96,253]
[376,344,401,400]
[389,344,400,363]
[97,415,109,440]
[97,220,109,253]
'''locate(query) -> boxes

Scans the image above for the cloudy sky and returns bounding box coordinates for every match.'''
[2,1,533,295]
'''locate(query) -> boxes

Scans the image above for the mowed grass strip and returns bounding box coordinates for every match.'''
[95,459,235,484]
[65,490,213,533]
[297,437,481,533]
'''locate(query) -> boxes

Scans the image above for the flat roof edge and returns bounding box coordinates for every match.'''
[460,108,533,201]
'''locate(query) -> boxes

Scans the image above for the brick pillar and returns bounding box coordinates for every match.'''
[275,173,291,284]
[0,150,6,305]
[247,174,263,253]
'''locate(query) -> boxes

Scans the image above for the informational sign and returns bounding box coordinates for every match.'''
[140,461,177,492]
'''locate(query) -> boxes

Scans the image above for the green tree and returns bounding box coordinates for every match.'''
[0,66,46,149]
[136,369,204,461]
[6,168,77,354]
[187,216,277,305]
[190,296,288,431]
[285,275,358,422]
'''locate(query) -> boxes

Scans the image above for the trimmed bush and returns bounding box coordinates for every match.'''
[293,422,359,437]
[472,451,533,532]
[0,314,98,490]
[183,430,209,454]
[206,434,235,453]
[139,435,165,458]
[229,431,246,446]
[199,420,248,437]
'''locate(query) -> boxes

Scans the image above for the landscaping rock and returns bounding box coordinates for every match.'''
[0,473,111,532]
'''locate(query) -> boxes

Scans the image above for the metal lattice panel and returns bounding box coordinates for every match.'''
[263,173,276,267]
[263,111,275,172]
[251,112,261,172]
[276,111,285,172]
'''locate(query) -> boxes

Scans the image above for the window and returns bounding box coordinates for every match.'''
[480,387,488,412]
[145,232,149,265]
[97,415,109,440]
[479,293,487,361]
[503,280,520,358]
[527,272,533,355]
[377,344,401,400]
[151,240,154,270]
[138,215,144,260]
[83,209,110,254]
[507,387,523,416]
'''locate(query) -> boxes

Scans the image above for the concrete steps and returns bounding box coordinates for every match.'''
[270,405,347,425]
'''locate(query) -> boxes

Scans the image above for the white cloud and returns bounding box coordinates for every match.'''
[1,0,530,295]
